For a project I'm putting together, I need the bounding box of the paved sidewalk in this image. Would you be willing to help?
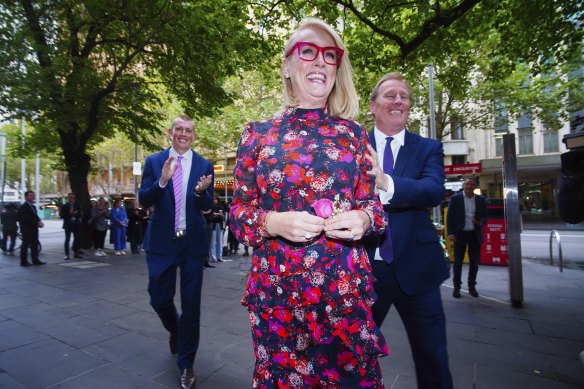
[0,221,583,388]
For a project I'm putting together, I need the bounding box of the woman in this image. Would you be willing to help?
[110,199,128,255]
[91,197,110,257]
[209,196,225,262]
[230,18,388,388]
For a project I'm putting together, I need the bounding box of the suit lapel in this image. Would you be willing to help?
[393,131,416,177]
[159,149,175,204]
[186,151,198,195]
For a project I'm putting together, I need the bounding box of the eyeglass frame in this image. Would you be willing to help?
[285,41,344,66]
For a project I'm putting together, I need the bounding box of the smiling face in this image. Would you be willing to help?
[369,79,411,136]
[283,27,338,109]
[168,118,195,154]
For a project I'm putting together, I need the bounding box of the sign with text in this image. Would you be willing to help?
[444,163,481,175]
[132,162,142,176]
[480,211,508,266]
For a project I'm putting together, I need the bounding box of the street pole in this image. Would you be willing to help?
[224,148,228,201]
[0,133,6,207]
[21,117,26,203]
[35,152,40,208]
[503,133,523,307]
[428,64,442,224]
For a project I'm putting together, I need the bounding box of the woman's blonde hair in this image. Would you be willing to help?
[281,18,358,119]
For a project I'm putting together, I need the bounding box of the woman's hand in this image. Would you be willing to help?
[269,211,325,242]
[365,144,389,192]
[324,210,370,241]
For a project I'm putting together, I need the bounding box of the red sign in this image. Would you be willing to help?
[480,217,508,266]
[444,163,481,175]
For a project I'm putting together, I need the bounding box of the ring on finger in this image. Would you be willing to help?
[348,230,355,241]
[304,232,312,240]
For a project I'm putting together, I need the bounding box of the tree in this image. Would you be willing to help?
[0,0,263,211]
[250,0,583,136]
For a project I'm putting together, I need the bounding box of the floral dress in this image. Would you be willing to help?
[230,108,389,388]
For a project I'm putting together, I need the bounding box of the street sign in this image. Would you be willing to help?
[444,163,481,175]
[132,162,142,175]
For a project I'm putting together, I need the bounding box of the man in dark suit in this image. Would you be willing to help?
[17,190,45,266]
[139,115,213,389]
[59,192,82,259]
[1,203,19,255]
[447,178,487,298]
[365,72,453,388]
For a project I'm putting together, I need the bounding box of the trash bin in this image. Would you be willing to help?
[480,198,508,266]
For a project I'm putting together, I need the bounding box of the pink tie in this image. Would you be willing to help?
[173,156,183,232]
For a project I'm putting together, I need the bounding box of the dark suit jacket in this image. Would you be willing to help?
[59,202,82,230]
[139,148,214,275]
[17,202,40,235]
[446,192,487,244]
[365,130,449,296]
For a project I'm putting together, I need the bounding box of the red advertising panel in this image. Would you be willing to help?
[444,163,481,176]
[480,202,508,266]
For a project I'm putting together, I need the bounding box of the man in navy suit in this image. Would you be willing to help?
[447,178,487,298]
[59,192,82,259]
[365,72,453,388]
[139,115,213,389]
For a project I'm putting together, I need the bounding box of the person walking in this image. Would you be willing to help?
[230,18,388,388]
[139,115,213,389]
[90,197,110,257]
[110,199,128,255]
[17,191,45,266]
[60,192,82,260]
[1,204,19,256]
[365,72,453,388]
[447,178,487,298]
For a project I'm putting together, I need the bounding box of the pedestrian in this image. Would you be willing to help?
[230,18,388,388]
[139,115,213,389]
[365,72,453,388]
[126,200,144,254]
[90,197,110,257]
[17,191,45,266]
[208,197,224,262]
[202,208,215,268]
[447,177,487,298]
[110,199,128,255]
[1,204,19,255]
[59,192,82,259]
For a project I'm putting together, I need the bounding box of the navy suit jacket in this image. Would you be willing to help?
[446,192,487,244]
[139,148,214,275]
[365,130,449,296]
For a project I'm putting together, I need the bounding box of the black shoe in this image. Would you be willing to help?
[64,256,70,260]
[469,286,479,297]
[179,368,196,389]
[204,263,215,268]
[74,254,83,259]
[452,288,461,298]
[32,260,46,265]
[20,261,32,267]
[169,332,179,355]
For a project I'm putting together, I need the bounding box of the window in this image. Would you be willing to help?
[451,117,464,140]
[495,137,503,157]
[494,102,508,133]
[451,155,466,165]
[518,127,533,154]
[543,131,559,153]
[517,111,533,155]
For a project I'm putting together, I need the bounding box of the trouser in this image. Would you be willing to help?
[1,229,17,252]
[21,230,39,263]
[147,238,203,369]
[371,260,453,389]
[93,229,107,249]
[452,230,481,287]
[64,226,79,256]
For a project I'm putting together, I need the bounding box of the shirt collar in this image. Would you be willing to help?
[373,127,406,147]
[169,148,192,161]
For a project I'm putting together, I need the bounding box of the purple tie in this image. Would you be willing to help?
[380,137,394,263]
[173,156,183,232]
